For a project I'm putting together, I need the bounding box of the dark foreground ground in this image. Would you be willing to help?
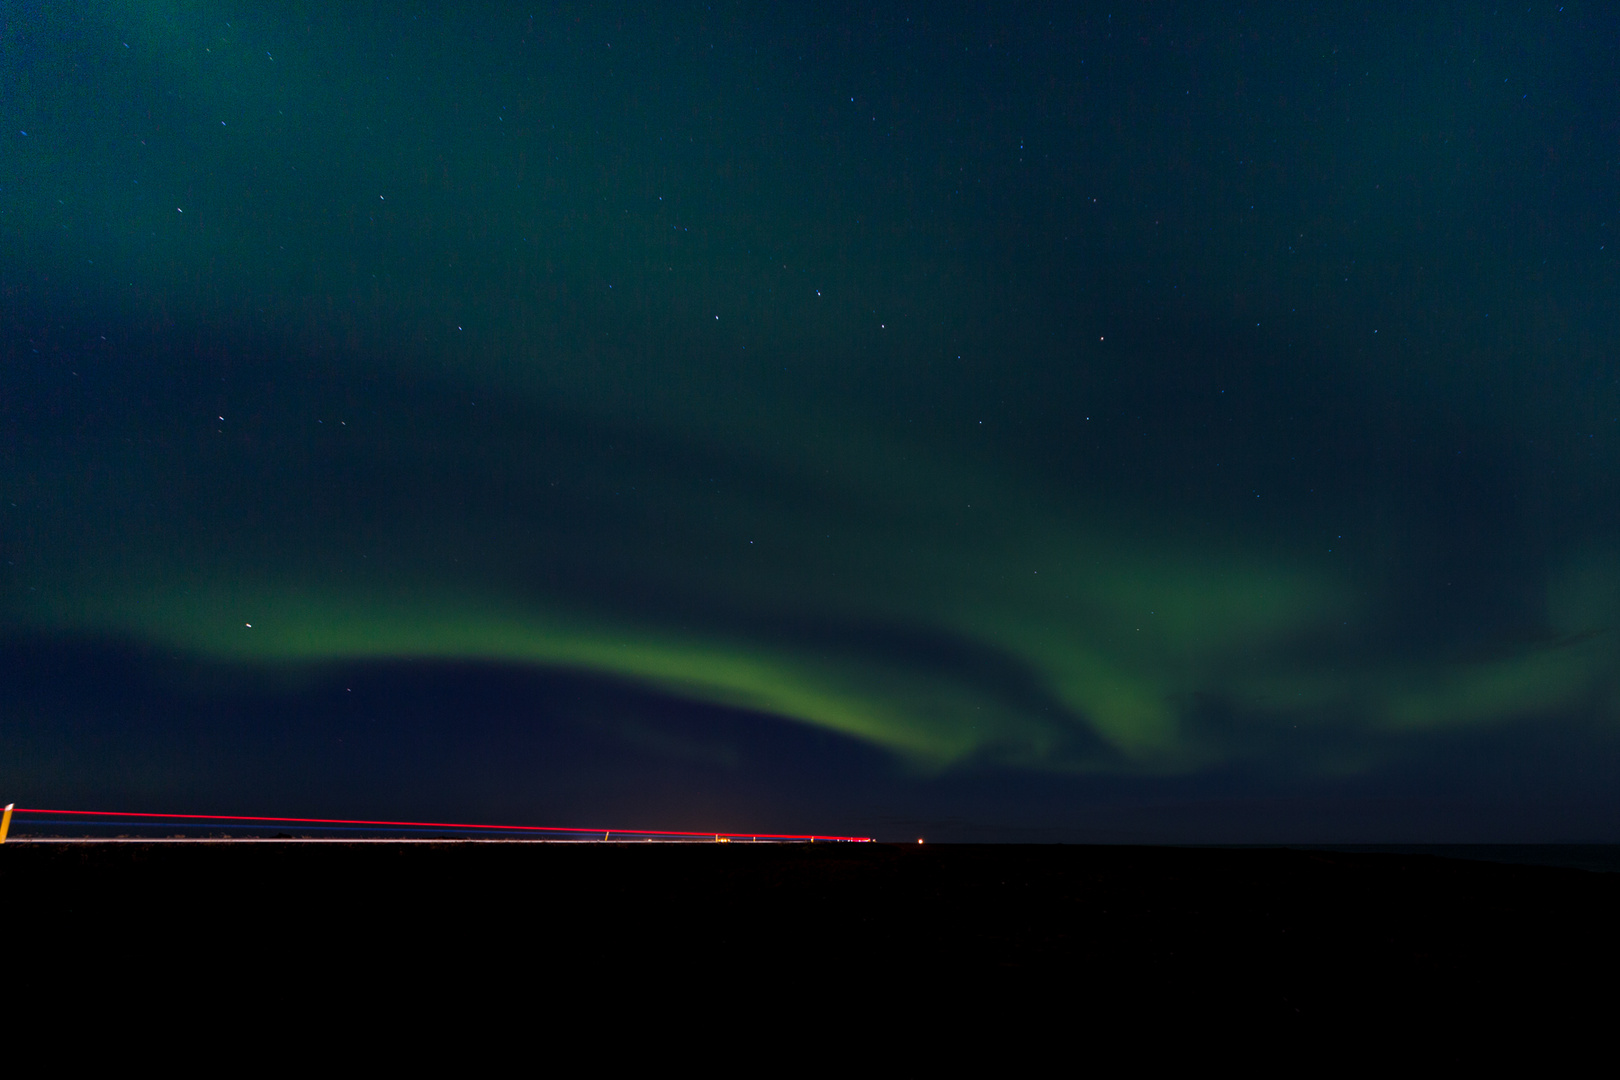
[5,842,1616,1037]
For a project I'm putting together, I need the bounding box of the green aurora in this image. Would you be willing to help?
[5,2,1620,779]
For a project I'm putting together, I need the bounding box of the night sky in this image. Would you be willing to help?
[5,2,1620,840]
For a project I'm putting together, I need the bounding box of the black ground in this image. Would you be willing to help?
[5,842,1615,1035]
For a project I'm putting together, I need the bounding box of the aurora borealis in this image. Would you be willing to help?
[5,3,1620,838]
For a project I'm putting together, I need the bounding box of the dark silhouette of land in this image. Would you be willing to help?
[5,842,1615,1030]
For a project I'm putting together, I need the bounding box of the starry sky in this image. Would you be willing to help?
[4,2,1620,840]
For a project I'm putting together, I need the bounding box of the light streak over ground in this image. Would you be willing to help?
[5,808,871,843]
[4,838,791,843]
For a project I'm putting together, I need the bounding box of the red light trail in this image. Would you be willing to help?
[5,807,872,843]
